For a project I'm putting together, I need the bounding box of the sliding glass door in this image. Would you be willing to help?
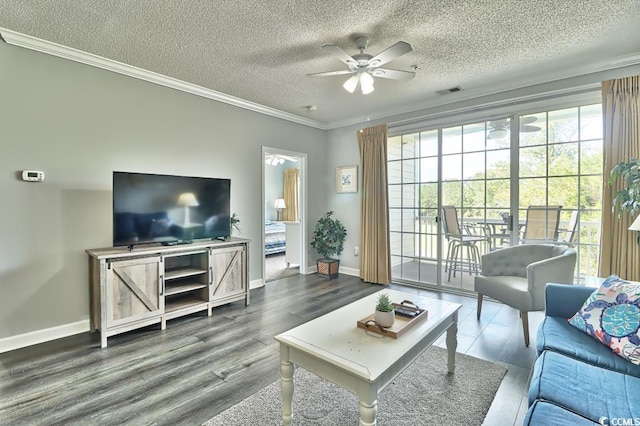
[389,130,440,286]
[441,120,512,291]
[389,103,603,291]
[517,105,603,282]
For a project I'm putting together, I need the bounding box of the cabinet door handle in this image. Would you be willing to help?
[209,267,213,285]
[159,275,164,295]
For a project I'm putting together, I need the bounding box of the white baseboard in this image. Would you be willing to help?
[0,320,90,354]
[250,278,264,289]
[303,264,360,277]
[339,266,360,277]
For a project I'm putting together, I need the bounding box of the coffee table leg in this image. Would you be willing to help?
[358,397,377,426]
[281,358,294,425]
[446,315,458,373]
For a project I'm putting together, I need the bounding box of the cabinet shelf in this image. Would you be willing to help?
[165,295,207,313]
[165,267,207,280]
[165,281,208,296]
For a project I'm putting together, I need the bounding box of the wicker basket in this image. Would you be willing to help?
[317,258,340,279]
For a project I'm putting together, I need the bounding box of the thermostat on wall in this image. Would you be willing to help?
[22,170,45,182]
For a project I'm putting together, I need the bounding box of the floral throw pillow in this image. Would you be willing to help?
[568,275,640,365]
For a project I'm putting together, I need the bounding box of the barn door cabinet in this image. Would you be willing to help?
[88,238,249,348]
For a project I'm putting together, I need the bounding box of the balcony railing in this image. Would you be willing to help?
[391,216,601,282]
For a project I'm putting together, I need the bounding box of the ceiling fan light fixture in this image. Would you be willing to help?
[360,72,374,95]
[343,74,359,93]
[489,129,508,139]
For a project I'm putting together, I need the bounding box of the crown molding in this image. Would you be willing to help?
[0,27,328,130]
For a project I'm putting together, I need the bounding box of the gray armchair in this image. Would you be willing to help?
[474,244,577,346]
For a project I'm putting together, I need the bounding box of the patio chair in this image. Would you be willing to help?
[521,205,562,244]
[556,210,579,247]
[441,206,488,281]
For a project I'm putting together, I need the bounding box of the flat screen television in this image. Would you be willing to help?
[113,171,231,247]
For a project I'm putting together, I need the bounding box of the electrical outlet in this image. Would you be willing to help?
[354,246,359,256]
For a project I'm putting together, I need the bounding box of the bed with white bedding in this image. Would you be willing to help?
[264,220,286,255]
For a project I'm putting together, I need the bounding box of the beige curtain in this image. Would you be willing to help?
[358,124,392,284]
[282,168,299,222]
[599,75,640,281]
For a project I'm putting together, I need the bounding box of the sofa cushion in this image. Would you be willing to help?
[537,316,640,377]
[524,400,599,425]
[529,350,640,422]
[568,275,640,365]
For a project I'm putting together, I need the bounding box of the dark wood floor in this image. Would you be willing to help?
[0,273,540,425]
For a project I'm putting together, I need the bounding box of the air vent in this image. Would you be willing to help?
[435,86,462,95]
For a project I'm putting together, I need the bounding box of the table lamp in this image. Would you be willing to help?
[629,216,640,231]
[274,198,286,221]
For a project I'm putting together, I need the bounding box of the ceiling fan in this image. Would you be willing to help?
[307,36,415,95]
[486,116,541,139]
[265,153,298,166]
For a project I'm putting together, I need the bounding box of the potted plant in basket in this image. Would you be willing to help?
[310,211,347,279]
[375,293,395,328]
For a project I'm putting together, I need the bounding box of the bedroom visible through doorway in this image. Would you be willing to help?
[262,148,307,284]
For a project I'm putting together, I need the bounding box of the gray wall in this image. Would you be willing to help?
[0,42,326,339]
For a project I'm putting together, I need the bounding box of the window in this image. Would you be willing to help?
[388,103,603,290]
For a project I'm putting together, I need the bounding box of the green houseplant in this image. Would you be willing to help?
[374,293,395,328]
[609,157,640,216]
[310,211,347,279]
[230,212,241,235]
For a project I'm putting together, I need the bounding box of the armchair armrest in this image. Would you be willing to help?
[544,283,595,318]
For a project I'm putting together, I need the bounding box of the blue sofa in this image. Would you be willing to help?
[525,284,640,425]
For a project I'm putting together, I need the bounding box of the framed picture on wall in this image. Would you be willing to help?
[336,166,358,193]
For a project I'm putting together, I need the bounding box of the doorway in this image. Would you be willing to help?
[262,147,307,285]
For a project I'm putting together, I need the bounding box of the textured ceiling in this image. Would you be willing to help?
[1,0,640,128]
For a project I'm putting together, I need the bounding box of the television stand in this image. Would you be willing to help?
[87,238,249,348]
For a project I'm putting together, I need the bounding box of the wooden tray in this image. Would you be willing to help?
[356,301,428,339]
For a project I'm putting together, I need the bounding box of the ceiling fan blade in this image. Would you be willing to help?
[368,41,412,67]
[307,69,356,78]
[322,45,357,67]
[371,68,415,81]
[521,116,538,125]
[520,125,542,133]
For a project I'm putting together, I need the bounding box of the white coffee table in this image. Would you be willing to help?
[274,289,462,425]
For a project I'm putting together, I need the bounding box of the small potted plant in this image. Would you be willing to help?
[374,293,395,328]
[310,211,347,279]
[230,212,241,236]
